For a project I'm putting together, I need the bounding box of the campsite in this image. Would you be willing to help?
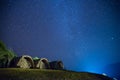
[0,41,114,80]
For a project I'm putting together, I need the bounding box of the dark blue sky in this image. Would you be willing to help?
[0,0,120,78]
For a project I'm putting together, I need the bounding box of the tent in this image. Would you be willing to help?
[50,61,64,70]
[9,55,34,68]
[34,58,50,69]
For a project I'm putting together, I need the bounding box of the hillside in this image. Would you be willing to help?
[0,68,113,80]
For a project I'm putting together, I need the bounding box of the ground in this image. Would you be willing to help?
[0,68,113,80]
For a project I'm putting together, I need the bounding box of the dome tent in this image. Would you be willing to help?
[10,55,34,68]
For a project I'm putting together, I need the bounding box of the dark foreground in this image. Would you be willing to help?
[0,68,113,80]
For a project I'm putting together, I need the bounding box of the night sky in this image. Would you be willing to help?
[0,0,120,78]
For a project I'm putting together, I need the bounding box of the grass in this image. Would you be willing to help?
[0,68,113,80]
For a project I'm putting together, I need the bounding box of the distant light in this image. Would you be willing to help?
[102,73,107,76]
[113,78,117,80]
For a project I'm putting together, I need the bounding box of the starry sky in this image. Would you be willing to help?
[0,0,120,78]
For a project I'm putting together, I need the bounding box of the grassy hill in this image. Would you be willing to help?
[0,68,113,80]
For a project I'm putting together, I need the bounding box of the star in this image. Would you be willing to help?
[111,37,115,40]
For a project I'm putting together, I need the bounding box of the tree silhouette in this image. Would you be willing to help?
[0,41,16,67]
